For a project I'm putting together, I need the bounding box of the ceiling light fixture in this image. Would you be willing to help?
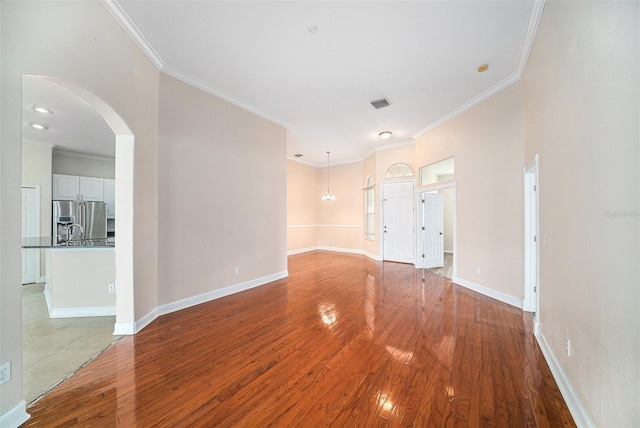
[33,106,53,114]
[379,131,392,140]
[477,64,489,73]
[322,151,336,201]
[30,123,49,130]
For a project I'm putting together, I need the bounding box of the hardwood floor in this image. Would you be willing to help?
[23,251,574,427]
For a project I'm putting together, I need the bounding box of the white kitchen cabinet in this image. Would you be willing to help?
[79,176,104,201]
[52,174,105,201]
[52,174,80,200]
[104,179,116,218]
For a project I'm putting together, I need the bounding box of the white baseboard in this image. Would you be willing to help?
[49,306,116,318]
[362,250,382,261]
[115,271,289,335]
[452,275,522,309]
[288,246,382,261]
[287,246,317,256]
[158,270,289,317]
[536,327,594,427]
[0,400,30,428]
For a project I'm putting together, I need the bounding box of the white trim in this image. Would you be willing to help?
[116,271,289,335]
[22,139,55,149]
[286,156,318,168]
[161,66,290,129]
[444,250,453,254]
[287,246,318,256]
[21,185,41,283]
[536,328,594,427]
[0,400,30,428]
[99,0,165,69]
[516,1,546,77]
[38,275,46,283]
[288,224,363,229]
[53,150,115,162]
[523,154,540,315]
[48,305,116,318]
[158,270,289,317]
[452,275,522,309]
[287,246,382,261]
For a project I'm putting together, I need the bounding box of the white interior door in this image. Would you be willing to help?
[422,192,444,269]
[382,181,414,263]
[22,186,40,284]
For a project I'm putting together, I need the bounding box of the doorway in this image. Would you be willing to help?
[417,183,456,279]
[382,180,415,263]
[523,155,540,323]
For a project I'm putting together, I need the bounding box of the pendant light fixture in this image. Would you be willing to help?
[322,151,336,201]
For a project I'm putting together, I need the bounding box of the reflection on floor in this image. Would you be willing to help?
[427,252,453,279]
[22,283,121,405]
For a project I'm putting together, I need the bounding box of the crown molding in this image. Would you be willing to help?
[161,65,290,129]
[54,150,115,162]
[100,0,165,69]
[374,140,415,152]
[287,155,363,169]
[287,156,318,168]
[413,0,546,140]
[23,139,55,149]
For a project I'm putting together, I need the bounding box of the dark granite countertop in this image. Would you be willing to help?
[22,236,115,249]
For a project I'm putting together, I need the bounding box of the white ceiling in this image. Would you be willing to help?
[23,1,541,166]
[22,75,115,158]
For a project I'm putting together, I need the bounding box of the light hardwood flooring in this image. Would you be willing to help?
[22,282,120,404]
[24,252,574,426]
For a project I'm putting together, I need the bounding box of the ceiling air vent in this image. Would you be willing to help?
[370,98,391,109]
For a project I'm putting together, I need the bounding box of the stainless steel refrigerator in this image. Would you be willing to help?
[52,200,107,244]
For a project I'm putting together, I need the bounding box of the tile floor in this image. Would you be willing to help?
[426,252,453,279]
[22,283,121,405]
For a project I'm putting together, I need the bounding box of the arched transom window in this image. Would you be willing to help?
[384,163,414,179]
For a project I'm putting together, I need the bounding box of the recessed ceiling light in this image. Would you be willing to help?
[30,123,48,130]
[477,64,489,73]
[33,106,53,114]
[379,131,392,140]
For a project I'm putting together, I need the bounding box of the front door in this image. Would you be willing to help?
[421,192,444,269]
[22,186,39,284]
[382,181,414,263]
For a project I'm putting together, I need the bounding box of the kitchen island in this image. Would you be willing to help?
[22,237,115,318]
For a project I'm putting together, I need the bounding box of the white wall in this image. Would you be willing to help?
[157,73,288,304]
[22,141,53,276]
[415,82,525,302]
[522,2,639,426]
[2,1,159,417]
[52,152,115,179]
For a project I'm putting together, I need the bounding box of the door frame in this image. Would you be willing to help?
[416,180,456,277]
[523,155,540,328]
[380,179,416,263]
[21,185,41,283]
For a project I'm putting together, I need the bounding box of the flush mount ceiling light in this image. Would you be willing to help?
[30,123,49,130]
[294,153,303,157]
[321,151,336,201]
[32,106,54,114]
[477,64,489,73]
[379,131,392,140]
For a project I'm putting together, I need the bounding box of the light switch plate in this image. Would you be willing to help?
[0,362,10,385]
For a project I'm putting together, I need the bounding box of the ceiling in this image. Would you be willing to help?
[23,1,541,166]
[22,75,115,158]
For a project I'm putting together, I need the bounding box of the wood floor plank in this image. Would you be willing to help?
[22,251,575,427]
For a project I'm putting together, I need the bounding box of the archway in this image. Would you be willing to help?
[30,75,135,330]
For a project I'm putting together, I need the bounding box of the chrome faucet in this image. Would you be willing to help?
[66,223,85,242]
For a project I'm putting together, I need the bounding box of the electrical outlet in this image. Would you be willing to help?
[565,336,571,357]
[475,267,480,275]
[234,267,239,275]
[0,362,10,385]
[108,283,115,293]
